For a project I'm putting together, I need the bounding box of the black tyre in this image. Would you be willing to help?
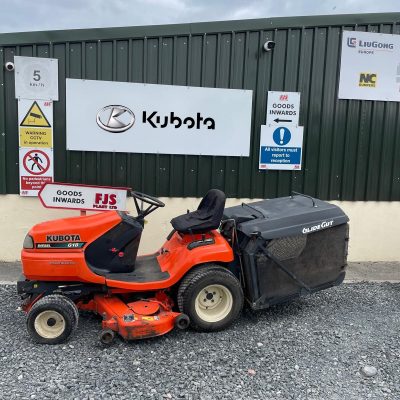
[174,313,190,330]
[99,328,115,345]
[26,294,77,344]
[177,264,243,332]
[62,296,80,332]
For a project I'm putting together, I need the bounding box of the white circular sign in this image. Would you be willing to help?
[15,56,59,101]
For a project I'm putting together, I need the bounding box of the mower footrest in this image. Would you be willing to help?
[105,254,170,283]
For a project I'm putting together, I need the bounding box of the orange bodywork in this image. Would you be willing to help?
[78,292,180,340]
[105,230,233,290]
[21,211,234,291]
[21,212,121,284]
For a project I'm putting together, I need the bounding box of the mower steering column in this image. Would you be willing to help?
[131,191,165,221]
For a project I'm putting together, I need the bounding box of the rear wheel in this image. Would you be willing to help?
[177,265,243,332]
[26,294,77,344]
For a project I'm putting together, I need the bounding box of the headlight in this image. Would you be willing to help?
[23,234,34,249]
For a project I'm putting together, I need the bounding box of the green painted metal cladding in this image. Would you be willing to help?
[0,13,399,200]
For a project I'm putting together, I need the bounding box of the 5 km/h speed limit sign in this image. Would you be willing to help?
[14,56,59,101]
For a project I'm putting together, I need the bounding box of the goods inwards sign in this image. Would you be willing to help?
[39,183,128,211]
[266,91,300,125]
[259,125,304,170]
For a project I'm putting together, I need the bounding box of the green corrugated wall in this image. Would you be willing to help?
[0,13,400,200]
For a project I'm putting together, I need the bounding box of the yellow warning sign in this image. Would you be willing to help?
[20,101,51,127]
[19,127,52,148]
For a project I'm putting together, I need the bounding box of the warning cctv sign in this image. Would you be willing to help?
[20,101,51,127]
[18,99,53,148]
[19,127,53,147]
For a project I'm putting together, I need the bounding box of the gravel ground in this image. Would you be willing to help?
[0,283,399,400]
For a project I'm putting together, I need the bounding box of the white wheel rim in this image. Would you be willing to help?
[34,310,66,339]
[195,284,233,323]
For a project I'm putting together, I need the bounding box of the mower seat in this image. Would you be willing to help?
[170,189,226,234]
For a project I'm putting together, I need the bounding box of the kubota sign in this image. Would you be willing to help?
[39,183,129,211]
[66,79,253,156]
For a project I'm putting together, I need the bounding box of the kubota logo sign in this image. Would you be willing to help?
[96,105,135,133]
[97,106,216,133]
[143,111,215,129]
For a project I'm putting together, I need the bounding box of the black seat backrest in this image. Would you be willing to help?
[170,189,226,234]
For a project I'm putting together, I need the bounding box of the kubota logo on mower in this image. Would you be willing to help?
[46,234,81,242]
[96,105,135,133]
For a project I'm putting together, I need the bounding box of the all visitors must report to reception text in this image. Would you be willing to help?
[260,146,301,164]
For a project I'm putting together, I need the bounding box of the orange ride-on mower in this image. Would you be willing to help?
[17,189,349,345]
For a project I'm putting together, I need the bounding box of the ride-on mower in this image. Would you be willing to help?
[17,189,349,345]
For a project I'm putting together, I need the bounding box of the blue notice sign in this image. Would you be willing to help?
[259,125,304,170]
[272,127,291,146]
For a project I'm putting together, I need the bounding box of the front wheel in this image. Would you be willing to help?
[177,265,243,332]
[26,294,78,344]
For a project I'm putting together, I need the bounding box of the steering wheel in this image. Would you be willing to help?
[131,191,165,207]
[130,191,165,219]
